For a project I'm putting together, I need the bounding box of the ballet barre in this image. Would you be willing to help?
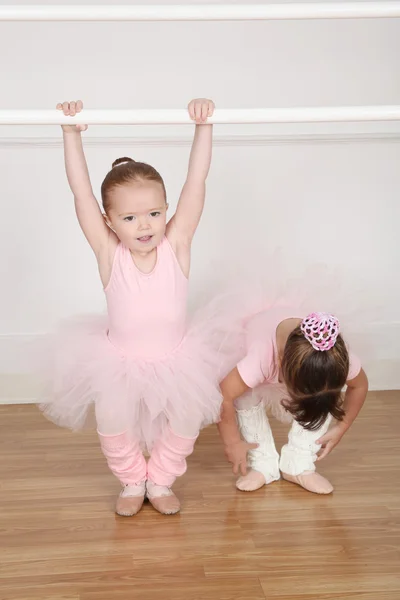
[1,3,400,22]
[1,106,400,126]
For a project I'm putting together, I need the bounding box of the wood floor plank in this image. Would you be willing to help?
[260,572,400,598]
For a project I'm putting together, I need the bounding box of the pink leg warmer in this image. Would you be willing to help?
[98,431,146,486]
[147,427,197,487]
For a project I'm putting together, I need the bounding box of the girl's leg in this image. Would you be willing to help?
[96,401,147,516]
[146,417,199,515]
[279,416,334,494]
[235,392,280,491]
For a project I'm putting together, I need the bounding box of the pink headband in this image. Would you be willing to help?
[301,312,340,351]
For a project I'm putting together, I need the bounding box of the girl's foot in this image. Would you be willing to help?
[236,469,267,491]
[115,482,146,516]
[236,468,280,491]
[146,480,180,515]
[281,471,334,494]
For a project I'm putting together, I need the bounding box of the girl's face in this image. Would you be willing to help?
[105,180,168,253]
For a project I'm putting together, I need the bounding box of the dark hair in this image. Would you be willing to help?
[280,326,349,431]
[100,157,166,213]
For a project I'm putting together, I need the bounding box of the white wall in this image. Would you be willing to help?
[0,0,399,394]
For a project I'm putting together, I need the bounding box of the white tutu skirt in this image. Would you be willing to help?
[37,296,246,450]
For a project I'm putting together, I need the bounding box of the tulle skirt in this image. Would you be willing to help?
[37,295,247,450]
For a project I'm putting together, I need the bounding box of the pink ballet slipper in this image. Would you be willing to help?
[146,480,181,515]
[281,470,334,494]
[236,469,268,492]
[116,483,146,516]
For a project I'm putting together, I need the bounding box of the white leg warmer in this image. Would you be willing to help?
[279,415,332,476]
[236,401,280,483]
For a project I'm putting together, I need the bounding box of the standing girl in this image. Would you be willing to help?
[40,98,239,516]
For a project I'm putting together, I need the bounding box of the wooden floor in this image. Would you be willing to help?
[0,391,399,600]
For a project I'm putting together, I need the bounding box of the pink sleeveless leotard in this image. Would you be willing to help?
[105,236,188,360]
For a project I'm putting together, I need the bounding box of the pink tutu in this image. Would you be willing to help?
[37,295,246,450]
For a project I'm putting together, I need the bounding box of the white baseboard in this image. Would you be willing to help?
[0,371,40,405]
[0,397,36,405]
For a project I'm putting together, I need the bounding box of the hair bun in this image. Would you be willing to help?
[112,157,135,169]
